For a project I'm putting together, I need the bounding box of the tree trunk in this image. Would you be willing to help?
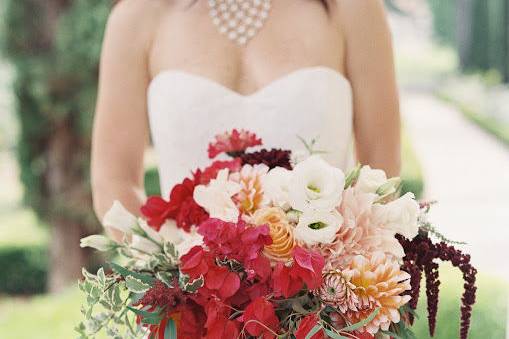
[456,0,474,70]
[46,122,92,293]
[48,220,90,293]
[503,0,509,82]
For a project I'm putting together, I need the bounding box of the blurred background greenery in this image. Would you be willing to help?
[0,0,508,338]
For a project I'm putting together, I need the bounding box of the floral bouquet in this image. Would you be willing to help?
[77,130,477,339]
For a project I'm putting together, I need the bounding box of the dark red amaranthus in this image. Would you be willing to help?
[239,148,293,170]
[397,233,477,339]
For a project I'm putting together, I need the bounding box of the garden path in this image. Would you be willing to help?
[402,89,509,282]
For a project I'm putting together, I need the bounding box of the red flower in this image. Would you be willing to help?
[141,176,208,232]
[178,301,207,339]
[198,218,272,270]
[199,159,242,185]
[272,247,325,298]
[140,196,172,231]
[291,246,325,290]
[272,263,304,298]
[180,246,210,279]
[206,317,239,339]
[295,314,325,339]
[205,265,241,299]
[243,297,279,339]
[208,129,262,159]
[204,299,240,339]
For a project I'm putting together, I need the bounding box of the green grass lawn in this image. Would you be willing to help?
[0,267,505,339]
[412,265,507,339]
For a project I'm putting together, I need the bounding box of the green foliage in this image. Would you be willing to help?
[0,0,112,227]
[77,267,144,339]
[428,0,457,45]
[428,0,509,82]
[145,167,162,196]
[78,236,181,338]
[0,245,47,294]
[401,130,424,199]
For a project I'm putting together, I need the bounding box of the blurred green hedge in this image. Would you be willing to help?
[0,246,47,294]
[144,168,161,197]
[429,0,509,82]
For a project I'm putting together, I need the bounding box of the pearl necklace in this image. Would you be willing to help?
[208,0,272,46]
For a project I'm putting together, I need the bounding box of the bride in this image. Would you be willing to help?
[91,0,400,241]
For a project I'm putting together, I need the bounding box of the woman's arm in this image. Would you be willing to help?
[339,0,401,177]
[91,0,161,240]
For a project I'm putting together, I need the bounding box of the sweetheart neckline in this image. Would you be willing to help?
[148,66,351,99]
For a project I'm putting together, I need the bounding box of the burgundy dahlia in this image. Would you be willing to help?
[239,148,293,170]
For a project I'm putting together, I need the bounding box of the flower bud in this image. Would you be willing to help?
[80,235,117,252]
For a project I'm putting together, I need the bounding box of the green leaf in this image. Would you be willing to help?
[125,276,151,294]
[323,328,349,339]
[127,306,163,325]
[344,163,362,188]
[381,330,403,339]
[164,242,178,259]
[156,271,174,287]
[340,307,380,332]
[97,267,106,284]
[164,319,177,339]
[82,268,98,282]
[183,276,204,293]
[110,262,155,285]
[305,324,323,339]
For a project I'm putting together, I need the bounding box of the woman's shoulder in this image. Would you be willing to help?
[332,0,390,42]
[334,0,386,15]
[333,0,388,30]
[104,0,168,52]
[110,0,168,23]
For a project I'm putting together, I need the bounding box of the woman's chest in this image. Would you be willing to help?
[148,0,345,96]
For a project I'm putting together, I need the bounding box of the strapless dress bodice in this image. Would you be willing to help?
[147,66,354,196]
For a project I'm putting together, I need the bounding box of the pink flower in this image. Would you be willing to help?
[199,159,242,185]
[198,218,272,268]
[291,246,325,290]
[319,187,406,266]
[208,129,262,159]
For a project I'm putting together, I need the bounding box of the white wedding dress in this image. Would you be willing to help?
[147,66,354,196]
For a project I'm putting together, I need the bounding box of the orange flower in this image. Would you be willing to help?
[230,164,269,215]
[345,252,411,334]
[252,207,296,261]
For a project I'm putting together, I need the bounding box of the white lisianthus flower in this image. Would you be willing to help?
[193,169,241,222]
[131,235,161,255]
[102,201,138,234]
[373,192,420,239]
[80,235,117,252]
[356,166,388,194]
[262,167,293,210]
[288,155,345,212]
[294,209,343,246]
